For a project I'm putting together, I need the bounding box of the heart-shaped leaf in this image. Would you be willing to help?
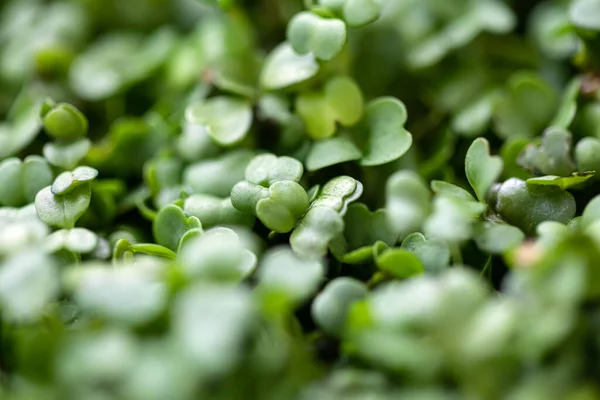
[495,178,576,235]
[260,42,319,91]
[0,156,53,207]
[256,181,310,233]
[43,138,91,170]
[51,166,99,195]
[287,12,347,61]
[359,97,413,166]
[296,76,364,140]
[153,204,202,251]
[186,96,252,146]
[35,183,92,229]
[465,138,504,202]
[401,233,450,274]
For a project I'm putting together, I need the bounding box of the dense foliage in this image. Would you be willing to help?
[2,0,600,398]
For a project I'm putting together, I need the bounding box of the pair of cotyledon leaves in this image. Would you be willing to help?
[287,1,380,60]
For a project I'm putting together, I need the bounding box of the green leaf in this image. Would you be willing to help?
[424,195,485,243]
[465,138,504,202]
[153,204,202,251]
[473,222,525,254]
[551,78,581,128]
[581,195,600,228]
[51,166,99,195]
[311,277,368,336]
[42,103,88,141]
[257,246,325,306]
[129,243,177,260]
[386,171,431,237]
[0,156,53,207]
[430,180,476,202]
[186,96,252,146]
[495,178,576,235]
[69,29,176,100]
[341,245,380,264]
[451,92,495,137]
[359,97,413,166]
[0,252,58,321]
[518,126,576,177]
[296,92,337,140]
[305,136,362,171]
[260,42,319,90]
[245,153,304,186]
[0,89,42,159]
[178,227,257,282]
[526,172,595,190]
[493,72,558,139]
[184,195,255,229]
[171,284,255,374]
[43,138,91,170]
[576,137,600,176]
[66,263,167,324]
[324,76,364,126]
[344,203,399,250]
[310,175,363,215]
[343,0,380,28]
[401,233,450,274]
[375,248,424,279]
[35,183,92,229]
[45,228,98,254]
[287,12,347,61]
[290,206,344,258]
[536,221,570,248]
[296,76,364,141]
[500,137,532,180]
[256,181,310,233]
[0,205,49,256]
[570,0,600,31]
[177,123,220,162]
[184,150,255,198]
